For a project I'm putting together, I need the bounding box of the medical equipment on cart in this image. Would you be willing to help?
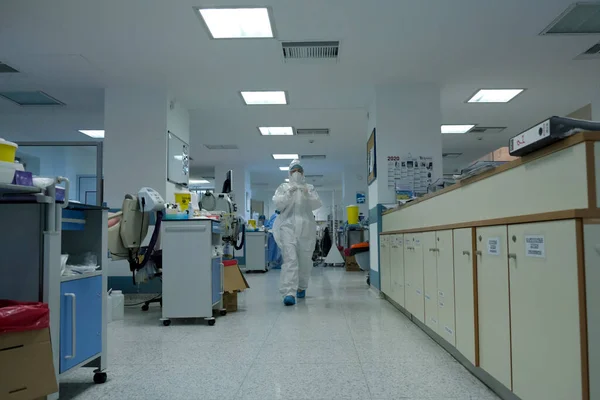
[108,187,165,310]
[200,191,245,251]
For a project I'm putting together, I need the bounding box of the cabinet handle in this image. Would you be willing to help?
[462,250,470,256]
[476,250,482,256]
[64,293,77,360]
[508,253,517,260]
[428,248,436,252]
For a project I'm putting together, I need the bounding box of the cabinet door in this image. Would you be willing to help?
[477,226,511,390]
[380,235,391,296]
[410,233,425,323]
[453,228,477,365]
[436,230,455,346]
[60,276,102,373]
[423,231,439,332]
[390,235,405,307]
[404,234,415,313]
[509,220,582,400]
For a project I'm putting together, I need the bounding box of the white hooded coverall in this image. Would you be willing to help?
[272,163,322,298]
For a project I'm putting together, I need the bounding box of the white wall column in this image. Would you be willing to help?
[367,84,443,289]
[104,88,189,209]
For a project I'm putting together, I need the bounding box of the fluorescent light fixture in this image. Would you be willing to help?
[189,179,210,184]
[285,178,290,182]
[79,130,105,138]
[196,7,274,39]
[272,154,298,160]
[441,125,475,134]
[468,89,524,103]
[241,91,287,105]
[279,166,290,171]
[259,127,294,136]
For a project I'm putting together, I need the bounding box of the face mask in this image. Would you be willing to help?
[290,172,303,183]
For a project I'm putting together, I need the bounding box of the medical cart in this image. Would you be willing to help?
[0,183,109,399]
[245,231,268,272]
[160,218,225,326]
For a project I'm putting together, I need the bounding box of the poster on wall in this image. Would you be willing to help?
[386,154,434,200]
[367,128,377,185]
[356,192,366,204]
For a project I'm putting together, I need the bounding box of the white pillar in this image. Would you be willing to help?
[104,88,189,208]
[367,84,443,289]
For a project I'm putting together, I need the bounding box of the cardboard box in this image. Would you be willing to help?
[345,255,361,272]
[223,262,250,312]
[0,328,58,400]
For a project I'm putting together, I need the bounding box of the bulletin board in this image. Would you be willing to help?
[367,128,377,185]
[167,131,189,186]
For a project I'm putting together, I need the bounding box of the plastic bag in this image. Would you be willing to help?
[0,300,50,334]
[62,252,99,276]
[61,254,69,276]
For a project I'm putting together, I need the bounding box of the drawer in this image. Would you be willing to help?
[60,276,102,373]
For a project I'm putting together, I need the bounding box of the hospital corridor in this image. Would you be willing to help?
[59,268,498,400]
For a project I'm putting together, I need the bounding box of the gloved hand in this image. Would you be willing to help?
[288,186,298,194]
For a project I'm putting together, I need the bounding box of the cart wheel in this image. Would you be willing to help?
[219,309,227,316]
[141,304,149,311]
[93,372,107,384]
[366,277,370,286]
[162,319,171,327]
[208,319,216,326]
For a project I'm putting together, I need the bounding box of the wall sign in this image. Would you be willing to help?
[525,235,545,258]
[487,237,500,256]
[356,191,366,204]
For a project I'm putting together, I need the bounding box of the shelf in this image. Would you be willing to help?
[0,183,42,195]
[61,270,102,282]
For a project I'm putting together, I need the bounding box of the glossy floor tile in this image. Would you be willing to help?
[59,267,500,400]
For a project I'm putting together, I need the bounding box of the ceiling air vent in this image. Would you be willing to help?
[295,128,330,136]
[0,91,64,106]
[469,127,506,134]
[300,154,326,160]
[541,3,600,35]
[282,41,340,63]
[204,144,239,150]
[443,153,462,159]
[0,62,18,73]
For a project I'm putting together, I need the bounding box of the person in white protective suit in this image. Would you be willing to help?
[272,159,322,306]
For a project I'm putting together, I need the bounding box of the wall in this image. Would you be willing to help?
[104,87,169,208]
[343,165,368,220]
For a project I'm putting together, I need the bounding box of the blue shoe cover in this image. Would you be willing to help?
[297,290,306,299]
[283,296,296,306]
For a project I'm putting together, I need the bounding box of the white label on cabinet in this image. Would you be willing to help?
[525,235,545,258]
[487,237,500,256]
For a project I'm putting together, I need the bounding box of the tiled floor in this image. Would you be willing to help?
[59,267,500,400]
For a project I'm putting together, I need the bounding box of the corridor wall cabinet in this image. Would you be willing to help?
[379,132,600,400]
[389,235,405,307]
[476,226,511,390]
[453,228,477,365]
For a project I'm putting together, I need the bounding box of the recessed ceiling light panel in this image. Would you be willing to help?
[279,166,290,171]
[272,154,298,159]
[241,91,287,105]
[189,179,210,184]
[467,89,524,103]
[441,125,475,134]
[79,130,105,138]
[195,7,274,39]
[259,127,294,136]
[0,91,64,106]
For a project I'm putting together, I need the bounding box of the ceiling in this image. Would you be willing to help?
[1,0,600,184]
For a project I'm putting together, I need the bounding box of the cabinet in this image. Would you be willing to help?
[476,226,512,390]
[423,231,438,331]
[60,276,102,373]
[380,235,392,296]
[389,235,405,307]
[436,230,455,345]
[453,228,477,365]
[404,233,425,322]
[508,220,582,400]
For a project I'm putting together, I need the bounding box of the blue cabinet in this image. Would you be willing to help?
[211,258,222,305]
[60,276,102,373]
